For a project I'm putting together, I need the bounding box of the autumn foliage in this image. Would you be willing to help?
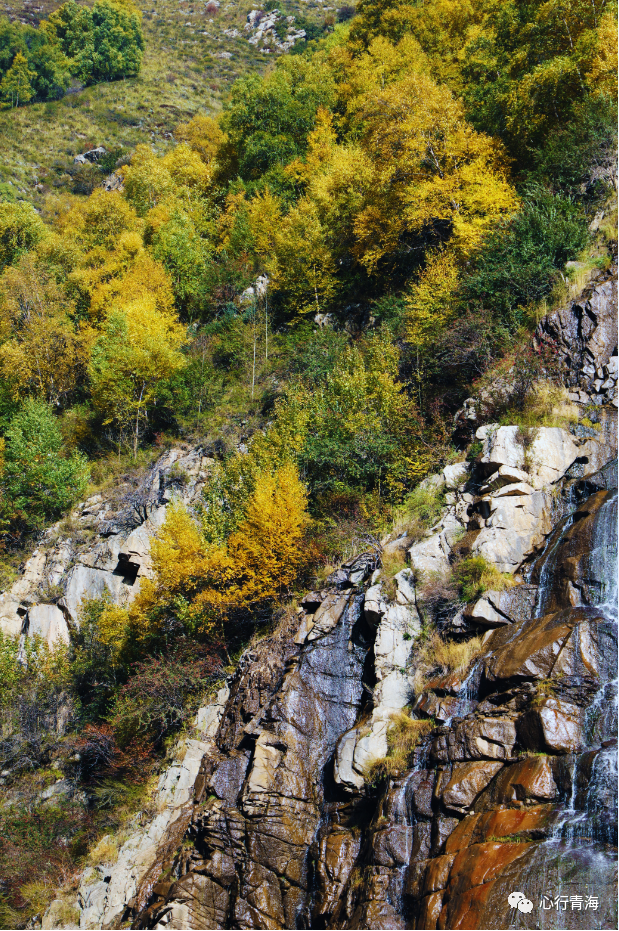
[96,462,310,660]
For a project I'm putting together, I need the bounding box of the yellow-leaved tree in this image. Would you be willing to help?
[229,462,310,604]
[342,36,518,271]
[97,464,309,660]
[89,297,186,456]
[0,254,94,405]
[405,250,460,351]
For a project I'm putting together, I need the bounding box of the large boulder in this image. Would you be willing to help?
[471,487,553,572]
[477,425,579,489]
[0,597,23,637]
[63,564,128,625]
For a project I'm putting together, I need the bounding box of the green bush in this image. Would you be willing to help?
[0,201,45,272]
[526,96,618,204]
[462,188,589,324]
[1,399,89,535]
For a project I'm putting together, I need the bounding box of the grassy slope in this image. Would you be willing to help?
[0,0,330,202]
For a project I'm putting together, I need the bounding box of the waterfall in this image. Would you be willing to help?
[523,488,618,930]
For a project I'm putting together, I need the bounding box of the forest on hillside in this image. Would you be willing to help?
[0,1,617,924]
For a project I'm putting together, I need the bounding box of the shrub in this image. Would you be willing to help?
[0,802,91,924]
[0,399,89,536]
[453,555,514,603]
[0,201,45,271]
[462,189,589,326]
[392,480,445,540]
[108,643,221,749]
[0,631,73,771]
[365,712,433,782]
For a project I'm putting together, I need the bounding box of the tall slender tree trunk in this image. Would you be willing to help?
[134,384,145,459]
[251,301,257,399]
[265,286,268,362]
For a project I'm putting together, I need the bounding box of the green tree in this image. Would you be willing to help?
[0,16,27,76]
[89,299,186,456]
[1,399,89,533]
[26,28,72,100]
[0,51,35,108]
[0,201,46,272]
[221,55,336,183]
[48,0,144,85]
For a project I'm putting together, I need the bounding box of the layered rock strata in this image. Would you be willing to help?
[32,272,619,930]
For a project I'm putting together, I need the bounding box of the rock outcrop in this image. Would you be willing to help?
[455,268,618,437]
[113,452,614,931]
[1,446,214,644]
[33,272,619,931]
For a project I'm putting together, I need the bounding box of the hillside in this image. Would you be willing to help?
[0,1,617,928]
[0,0,334,201]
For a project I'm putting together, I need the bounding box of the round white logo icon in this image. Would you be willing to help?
[508,892,534,913]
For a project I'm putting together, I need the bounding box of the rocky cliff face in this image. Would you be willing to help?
[34,272,618,931]
[0,446,215,647]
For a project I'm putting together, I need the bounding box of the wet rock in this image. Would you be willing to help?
[438,761,503,813]
[373,825,413,867]
[431,716,517,763]
[519,697,583,753]
[406,770,436,820]
[306,592,349,641]
[475,755,558,808]
[206,750,251,805]
[532,489,616,611]
[431,817,461,856]
[438,841,531,930]
[406,859,429,898]
[483,609,578,682]
[423,852,456,893]
[314,828,361,919]
[445,804,553,853]
[417,890,443,930]
[415,691,463,723]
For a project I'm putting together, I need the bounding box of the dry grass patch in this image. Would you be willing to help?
[88,834,120,867]
[454,555,515,603]
[365,713,433,782]
[510,382,579,430]
[413,632,485,695]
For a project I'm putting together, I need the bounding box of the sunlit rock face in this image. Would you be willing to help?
[117,458,615,931]
[40,278,617,931]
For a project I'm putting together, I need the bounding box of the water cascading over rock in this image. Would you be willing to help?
[39,273,617,931]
